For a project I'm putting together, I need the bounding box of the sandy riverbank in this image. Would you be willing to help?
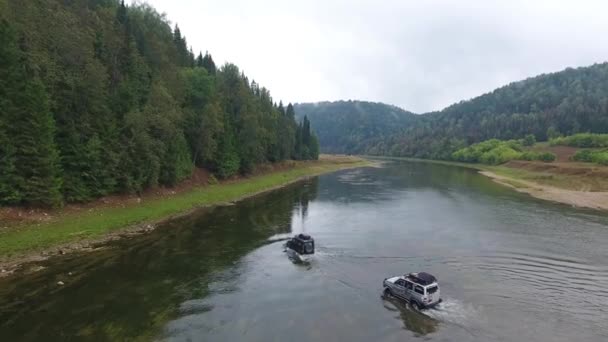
[479,170,608,211]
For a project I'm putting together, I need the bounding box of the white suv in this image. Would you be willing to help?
[383,272,442,310]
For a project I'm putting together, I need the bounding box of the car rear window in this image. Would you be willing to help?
[414,285,424,294]
[426,286,438,294]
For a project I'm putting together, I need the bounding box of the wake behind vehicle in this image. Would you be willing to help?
[284,233,315,263]
[383,272,442,310]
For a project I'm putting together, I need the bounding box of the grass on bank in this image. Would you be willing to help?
[0,156,370,259]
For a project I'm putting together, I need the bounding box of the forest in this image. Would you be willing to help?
[0,0,318,208]
[296,63,608,160]
[294,101,415,154]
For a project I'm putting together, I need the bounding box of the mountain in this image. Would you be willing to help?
[296,63,608,159]
[0,0,317,207]
[294,101,416,153]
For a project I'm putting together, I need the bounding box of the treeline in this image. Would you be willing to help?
[297,63,608,159]
[0,0,317,207]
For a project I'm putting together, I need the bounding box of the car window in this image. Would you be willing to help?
[414,285,424,294]
[426,286,438,294]
[395,279,405,287]
[405,281,413,290]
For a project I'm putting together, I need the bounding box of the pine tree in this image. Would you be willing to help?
[0,20,21,204]
[309,133,320,159]
[196,52,204,68]
[172,25,189,66]
[1,20,62,207]
[160,132,193,186]
[215,128,240,178]
[201,51,216,75]
[116,0,127,25]
[14,75,63,207]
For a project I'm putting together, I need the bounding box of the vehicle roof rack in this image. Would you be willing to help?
[406,272,437,286]
[296,233,312,240]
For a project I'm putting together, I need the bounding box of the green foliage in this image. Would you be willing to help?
[520,151,556,162]
[547,127,561,140]
[550,133,608,148]
[160,132,193,185]
[292,115,318,160]
[523,134,536,146]
[572,149,608,165]
[200,51,216,75]
[0,19,62,207]
[452,139,555,165]
[479,146,521,165]
[0,1,319,207]
[215,130,240,179]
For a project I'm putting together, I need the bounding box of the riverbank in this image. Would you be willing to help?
[368,155,608,211]
[478,170,608,210]
[0,155,371,275]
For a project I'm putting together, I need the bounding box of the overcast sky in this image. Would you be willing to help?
[131,0,608,113]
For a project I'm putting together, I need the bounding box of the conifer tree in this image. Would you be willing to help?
[196,52,204,68]
[0,20,62,206]
[201,51,216,75]
[0,20,21,204]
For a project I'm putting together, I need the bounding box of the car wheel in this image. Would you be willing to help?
[411,301,421,311]
[384,288,393,298]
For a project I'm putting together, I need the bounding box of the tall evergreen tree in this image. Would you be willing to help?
[201,51,216,75]
[0,20,20,204]
[196,52,204,68]
[116,0,127,25]
[0,20,62,207]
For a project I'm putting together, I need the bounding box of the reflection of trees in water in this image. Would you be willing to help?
[296,177,319,221]
[381,296,438,336]
[0,179,320,341]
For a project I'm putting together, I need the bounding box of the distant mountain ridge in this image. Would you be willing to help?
[295,63,608,158]
[294,100,416,153]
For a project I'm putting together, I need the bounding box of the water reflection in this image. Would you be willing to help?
[0,179,318,341]
[381,294,438,336]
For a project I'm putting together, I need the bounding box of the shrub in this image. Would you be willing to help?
[572,149,608,165]
[538,152,556,162]
[572,150,594,162]
[550,133,608,148]
[479,146,521,165]
[519,151,556,162]
[523,134,536,146]
[453,138,556,165]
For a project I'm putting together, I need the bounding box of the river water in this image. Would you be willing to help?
[1,160,608,341]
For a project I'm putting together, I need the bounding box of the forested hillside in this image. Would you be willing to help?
[0,0,318,208]
[294,101,415,153]
[297,63,608,159]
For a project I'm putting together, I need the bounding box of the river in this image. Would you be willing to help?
[1,160,607,341]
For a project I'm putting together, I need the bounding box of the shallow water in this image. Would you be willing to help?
[1,161,607,341]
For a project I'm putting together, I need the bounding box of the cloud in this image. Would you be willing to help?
[131,0,608,112]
